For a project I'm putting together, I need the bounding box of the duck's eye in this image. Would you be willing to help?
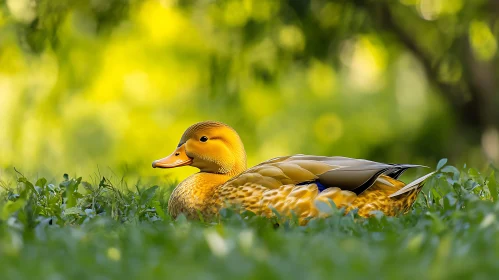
[200,136,208,142]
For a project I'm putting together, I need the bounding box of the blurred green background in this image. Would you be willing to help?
[0,0,498,182]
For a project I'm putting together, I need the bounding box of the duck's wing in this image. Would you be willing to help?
[224,155,424,195]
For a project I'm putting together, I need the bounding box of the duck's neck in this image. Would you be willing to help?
[167,171,238,219]
[168,145,247,219]
[226,144,247,177]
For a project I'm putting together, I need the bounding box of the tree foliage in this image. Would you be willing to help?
[0,0,498,178]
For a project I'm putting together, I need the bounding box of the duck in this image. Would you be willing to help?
[152,121,434,224]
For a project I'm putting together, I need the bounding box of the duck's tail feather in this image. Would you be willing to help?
[388,172,435,198]
[385,164,428,179]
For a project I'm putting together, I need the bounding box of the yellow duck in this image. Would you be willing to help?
[153,121,434,224]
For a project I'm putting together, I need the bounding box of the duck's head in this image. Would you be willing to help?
[152,121,247,175]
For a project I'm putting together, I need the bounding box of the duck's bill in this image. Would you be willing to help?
[152,145,193,168]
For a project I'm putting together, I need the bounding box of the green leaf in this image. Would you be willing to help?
[441,166,460,181]
[1,199,26,220]
[314,199,337,215]
[64,207,85,216]
[152,201,166,220]
[468,168,480,179]
[430,187,442,203]
[436,158,447,171]
[140,185,158,205]
[61,177,82,208]
[443,193,457,209]
[81,181,94,193]
[487,171,498,202]
[35,178,47,188]
[18,177,36,192]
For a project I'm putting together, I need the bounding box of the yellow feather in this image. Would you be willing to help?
[154,121,434,224]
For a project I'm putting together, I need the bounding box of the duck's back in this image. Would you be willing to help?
[204,155,431,223]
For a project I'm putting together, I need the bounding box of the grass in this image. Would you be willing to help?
[0,160,498,280]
